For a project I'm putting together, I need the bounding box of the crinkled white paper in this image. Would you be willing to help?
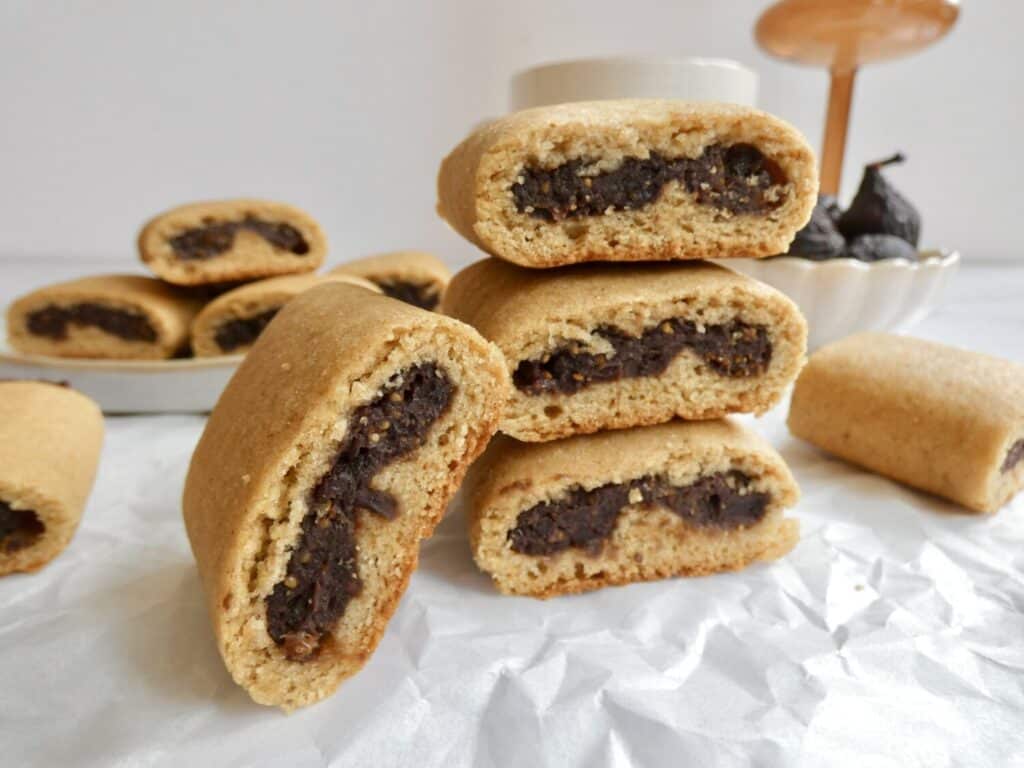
[3,407,1023,767]
[3,265,1024,767]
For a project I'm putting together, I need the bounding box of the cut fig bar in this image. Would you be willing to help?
[182,283,509,710]
[437,99,818,268]
[329,251,452,311]
[189,273,380,357]
[466,419,800,598]
[442,258,807,442]
[138,199,327,286]
[6,275,202,359]
[0,381,103,577]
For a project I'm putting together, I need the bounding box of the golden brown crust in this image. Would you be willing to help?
[465,420,799,597]
[189,273,380,357]
[788,332,1024,513]
[6,274,202,360]
[182,283,509,710]
[138,199,327,286]
[442,258,807,441]
[0,382,104,576]
[437,99,817,267]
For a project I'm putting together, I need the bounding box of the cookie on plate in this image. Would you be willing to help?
[183,283,509,710]
[138,199,327,286]
[329,251,451,311]
[442,258,807,442]
[467,419,799,598]
[0,381,104,576]
[190,273,380,357]
[437,100,817,268]
[789,332,1024,513]
[7,275,202,359]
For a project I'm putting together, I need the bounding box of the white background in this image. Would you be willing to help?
[0,0,1020,265]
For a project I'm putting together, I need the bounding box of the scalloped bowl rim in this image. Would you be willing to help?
[751,249,960,273]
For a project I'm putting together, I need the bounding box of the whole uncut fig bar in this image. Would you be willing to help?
[442,258,807,442]
[789,333,1024,513]
[183,283,509,710]
[190,273,380,357]
[7,275,201,359]
[139,199,327,286]
[467,419,799,598]
[437,100,817,267]
[329,251,451,311]
[0,381,103,576]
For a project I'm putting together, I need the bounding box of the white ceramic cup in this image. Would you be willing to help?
[509,57,758,111]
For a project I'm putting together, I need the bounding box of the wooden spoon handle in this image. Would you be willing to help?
[820,67,857,196]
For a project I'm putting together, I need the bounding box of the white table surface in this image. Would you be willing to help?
[1,258,1023,768]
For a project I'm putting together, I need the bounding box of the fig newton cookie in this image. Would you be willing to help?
[329,251,451,311]
[442,258,807,442]
[7,275,202,359]
[139,199,327,286]
[467,420,799,598]
[190,273,380,357]
[0,381,104,576]
[437,99,817,267]
[789,333,1024,513]
[183,283,509,710]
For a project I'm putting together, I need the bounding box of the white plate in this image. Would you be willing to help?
[0,318,240,413]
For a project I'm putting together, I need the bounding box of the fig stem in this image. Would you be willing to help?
[869,152,906,170]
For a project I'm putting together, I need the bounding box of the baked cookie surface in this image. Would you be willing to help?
[7,275,202,359]
[329,251,451,311]
[0,381,104,576]
[190,273,380,357]
[437,100,817,267]
[182,283,509,710]
[466,419,799,598]
[442,258,807,442]
[789,332,1024,513]
[138,199,327,285]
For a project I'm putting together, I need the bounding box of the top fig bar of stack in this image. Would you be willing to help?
[437,100,817,268]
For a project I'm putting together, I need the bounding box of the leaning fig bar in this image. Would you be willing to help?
[442,258,807,442]
[7,275,202,359]
[437,100,817,267]
[466,419,799,598]
[789,333,1024,514]
[0,381,104,576]
[138,199,327,286]
[182,283,509,710]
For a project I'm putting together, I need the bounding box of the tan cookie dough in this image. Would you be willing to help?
[467,419,799,598]
[183,283,509,710]
[138,199,327,286]
[437,99,817,268]
[442,258,807,442]
[190,273,380,357]
[0,382,104,576]
[789,332,1024,513]
[329,251,451,311]
[7,275,202,360]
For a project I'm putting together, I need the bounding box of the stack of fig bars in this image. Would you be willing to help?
[437,99,818,598]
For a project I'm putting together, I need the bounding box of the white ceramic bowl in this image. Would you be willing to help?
[723,250,960,351]
[509,57,758,111]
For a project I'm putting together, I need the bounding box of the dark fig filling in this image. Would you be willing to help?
[0,499,45,554]
[265,362,453,662]
[513,319,770,396]
[1002,439,1024,473]
[26,303,157,342]
[511,143,787,221]
[214,308,281,352]
[508,471,769,557]
[376,280,441,311]
[168,216,310,261]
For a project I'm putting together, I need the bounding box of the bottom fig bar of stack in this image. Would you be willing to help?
[441,257,807,597]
